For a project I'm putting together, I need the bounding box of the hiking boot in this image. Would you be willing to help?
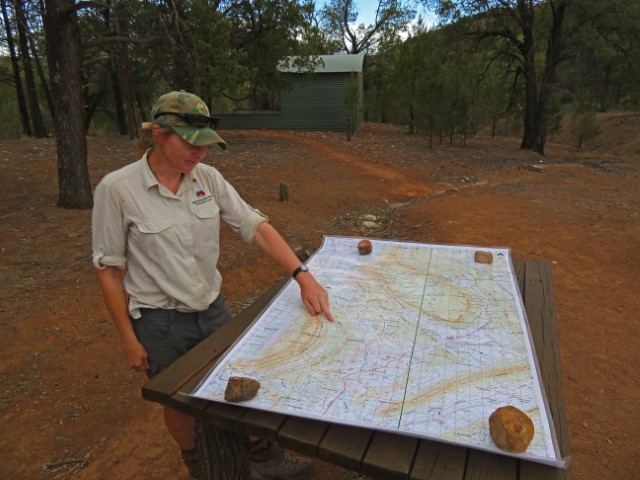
[181,447,200,479]
[250,450,315,480]
[249,438,282,463]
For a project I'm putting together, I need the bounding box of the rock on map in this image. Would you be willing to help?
[192,236,563,466]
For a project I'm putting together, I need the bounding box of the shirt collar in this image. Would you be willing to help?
[140,151,159,190]
[140,150,198,196]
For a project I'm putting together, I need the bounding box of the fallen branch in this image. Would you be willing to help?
[43,436,106,478]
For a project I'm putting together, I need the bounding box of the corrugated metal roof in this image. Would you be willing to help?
[279,54,365,74]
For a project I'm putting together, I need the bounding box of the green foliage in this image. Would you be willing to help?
[570,110,600,148]
[384,23,485,144]
[3,0,640,142]
[0,77,23,139]
[546,95,565,141]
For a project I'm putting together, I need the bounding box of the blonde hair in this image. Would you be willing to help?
[135,126,173,158]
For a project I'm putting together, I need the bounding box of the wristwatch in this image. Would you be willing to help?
[291,264,309,279]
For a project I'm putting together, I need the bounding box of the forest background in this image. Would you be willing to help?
[2,0,640,209]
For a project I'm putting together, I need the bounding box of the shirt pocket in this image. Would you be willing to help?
[134,218,178,260]
[194,202,220,220]
[137,218,175,234]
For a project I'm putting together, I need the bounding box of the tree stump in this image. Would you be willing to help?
[196,419,250,479]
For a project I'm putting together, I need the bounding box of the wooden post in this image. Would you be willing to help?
[196,419,251,479]
[347,118,352,141]
[279,182,289,202]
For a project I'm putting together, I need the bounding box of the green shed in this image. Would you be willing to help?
[214,54,365,132]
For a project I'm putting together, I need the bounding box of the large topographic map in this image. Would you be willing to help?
[192,236,563,466]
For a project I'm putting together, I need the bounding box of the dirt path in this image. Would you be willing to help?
[0,123,638,479]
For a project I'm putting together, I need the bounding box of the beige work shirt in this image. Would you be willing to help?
[92,153,267,318]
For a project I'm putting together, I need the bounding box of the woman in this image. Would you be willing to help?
[92,90,333,479]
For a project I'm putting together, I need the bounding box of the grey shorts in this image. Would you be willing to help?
[132,295,232,378]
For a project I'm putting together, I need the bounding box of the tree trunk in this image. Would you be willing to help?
[15,0,47,137]
[101,1,127,135]
[168,1,193,91]
[28,28,55,120]
[44,0,93,209]
[110,59,129,135]
[519,1,567,156]
[518,5,542,154]
[84,90,106,130]
[409,103,414,134]
[1,0,31,136]
[113,2,137,139]
[532,1,568,156]
[135,89,147,123]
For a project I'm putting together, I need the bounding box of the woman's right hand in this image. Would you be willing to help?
[98,267,150,373]
[123,339,150,373]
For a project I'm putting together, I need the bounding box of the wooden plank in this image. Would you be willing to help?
[318,424,373,472]
[362,431,419,480]
[410,440,467,480]
[202,402,251,432]
[519,461,565,480]
[199,398,287,439]
[512,258,525,294]
[464,450,517,480]
[164,393,212,419]
[235,407,289,439]
[142,281,286,404]
[277,416,331,457]
[518,260,571,480]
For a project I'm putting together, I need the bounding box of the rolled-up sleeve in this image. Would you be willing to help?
[92,181,127,270]
[239,208,269,242]
[211,170,267,242]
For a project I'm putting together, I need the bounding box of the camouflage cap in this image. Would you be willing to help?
[150,91,227,149]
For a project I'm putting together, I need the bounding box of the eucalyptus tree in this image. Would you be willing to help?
[208,0,321,111]
[118,0,323,113]
[389,23,485,145]
[320,0,415,54]
[37,0,325,208]
[388,27,435,133]
[43,0,93,209]
[616,2,640,112]
[565,0,640,113]
[1,0,31,135]
[14,0,46,136]
[74,0,169,136]
[427,0,573,156]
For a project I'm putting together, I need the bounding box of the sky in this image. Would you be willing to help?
[316,0,438,29]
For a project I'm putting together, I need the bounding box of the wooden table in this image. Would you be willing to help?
[143,259,572,479]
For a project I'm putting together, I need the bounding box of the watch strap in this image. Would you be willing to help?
[291,264,308,279]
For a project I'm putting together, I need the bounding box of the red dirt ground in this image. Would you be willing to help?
[0,117,638,479]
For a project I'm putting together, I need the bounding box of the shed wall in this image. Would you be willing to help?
[215,73,363,131]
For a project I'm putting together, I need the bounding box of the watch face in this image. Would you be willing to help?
[301,265,309,272]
